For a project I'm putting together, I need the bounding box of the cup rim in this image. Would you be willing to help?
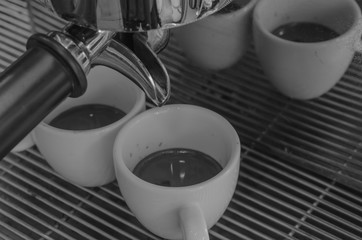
[38,79,146,135]
[213,0,258,18]
[113,104,241,192]
[253,0,362,47]
[234,0,258,14]
[242,0,258,13]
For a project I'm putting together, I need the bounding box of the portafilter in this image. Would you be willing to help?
[0,0,231,158]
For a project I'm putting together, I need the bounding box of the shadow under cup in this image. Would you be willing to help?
[253,0,361,99]
[113,104,241,240]
[33,66,145,187]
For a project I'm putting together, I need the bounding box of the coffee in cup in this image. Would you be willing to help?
[49,104,126,130]
[133,148,223,187]
[272,22,340,43]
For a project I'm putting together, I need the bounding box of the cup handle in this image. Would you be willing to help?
[11,133,35,152]
[179,203,209,240]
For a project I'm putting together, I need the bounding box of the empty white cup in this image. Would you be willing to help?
[173,0,258,70]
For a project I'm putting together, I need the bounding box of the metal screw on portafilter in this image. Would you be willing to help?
[0,0,231,159]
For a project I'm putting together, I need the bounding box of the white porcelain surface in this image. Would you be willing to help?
[113,104,241,240]
[21,66,145,187]
[253,0,362,99]
[12,134,34,152]
[173,0,258,70]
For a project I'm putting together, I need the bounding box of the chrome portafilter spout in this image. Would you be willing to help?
[57,23,171,106]
[94,29,171,106]
[0,0,231,159]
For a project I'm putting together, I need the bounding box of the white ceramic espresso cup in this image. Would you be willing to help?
[173,0,257,70]
[113,104,241,240]
[253,0,362,99]
[14,65,145,187]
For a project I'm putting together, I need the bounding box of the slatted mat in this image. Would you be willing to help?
[1,0,362,239]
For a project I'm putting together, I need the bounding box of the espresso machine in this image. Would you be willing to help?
[0,0,231,159]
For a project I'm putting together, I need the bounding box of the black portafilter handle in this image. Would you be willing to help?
[0,34,87,160]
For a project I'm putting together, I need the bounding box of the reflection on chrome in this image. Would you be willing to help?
[35,0,232,32]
